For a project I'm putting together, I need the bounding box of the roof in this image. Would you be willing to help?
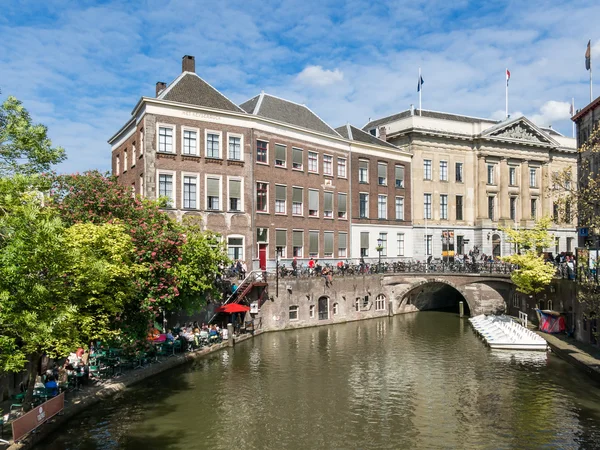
[363,109,498,130]
[571,95,600,121]
[240,92,340,136]
[158,72,245,113]
[335,124,398,149]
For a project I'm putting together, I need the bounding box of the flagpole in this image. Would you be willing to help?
[572,97,575,138]
[505,67,508,119]
[419,67,422,116]
[591,41,594,102]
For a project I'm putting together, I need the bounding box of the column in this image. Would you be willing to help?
[499,157,510,220]
[541,161,552,217]
[520,160,530,224]
[477,154,487,221]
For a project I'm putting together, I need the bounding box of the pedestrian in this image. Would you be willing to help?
[292,257,298,276]
[236,259,243,279]
[241,261,247,279]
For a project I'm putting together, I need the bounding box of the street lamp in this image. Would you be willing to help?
[377,237,383,273]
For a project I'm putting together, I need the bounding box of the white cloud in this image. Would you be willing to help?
[530,101,571,127]
[296,66,344,87]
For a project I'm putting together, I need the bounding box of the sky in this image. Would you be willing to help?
[1,0,599,173]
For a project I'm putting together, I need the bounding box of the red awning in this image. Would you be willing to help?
[216,304,250,314]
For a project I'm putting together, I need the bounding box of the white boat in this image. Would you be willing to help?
[468,314,548,351]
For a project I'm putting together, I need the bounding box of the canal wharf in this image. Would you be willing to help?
[469,314,548,351]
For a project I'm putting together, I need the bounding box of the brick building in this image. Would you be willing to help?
[108,55,412,269]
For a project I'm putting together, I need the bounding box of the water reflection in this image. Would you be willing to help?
[40,312,600,450]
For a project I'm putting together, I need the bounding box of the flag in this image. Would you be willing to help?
[506,69,511,86]
[417,75,424,92]
[585,40,591,71]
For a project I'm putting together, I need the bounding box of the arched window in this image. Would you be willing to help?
[289,305,299,321]
[375,294,386,311]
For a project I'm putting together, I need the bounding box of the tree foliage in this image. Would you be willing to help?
[501,216,555,255]
[0,96,66,176]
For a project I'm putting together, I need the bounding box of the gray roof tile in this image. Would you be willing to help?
[363,109,498,130]
[335,124,397,149]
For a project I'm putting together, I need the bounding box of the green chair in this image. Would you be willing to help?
[173,339,182,354]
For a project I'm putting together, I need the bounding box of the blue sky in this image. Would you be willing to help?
[1,0,599,173]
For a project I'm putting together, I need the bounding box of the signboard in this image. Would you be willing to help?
[578,227,589,237]
[441,230,455,259]
[12,393,64,442]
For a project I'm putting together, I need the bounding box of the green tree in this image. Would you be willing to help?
[501,216,555,255]
[0,96,66,176]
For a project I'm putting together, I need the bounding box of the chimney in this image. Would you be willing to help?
[156,81,167,97]
[410,104,414,116]
[378,126,387,141]
[182,55,195,73]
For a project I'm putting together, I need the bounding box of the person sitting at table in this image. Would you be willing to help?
[45,376,59,397]
[166,329,175,342]
[208,325,219,343]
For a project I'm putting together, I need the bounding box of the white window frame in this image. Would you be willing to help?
[308,151,318,173]
[227,132,244,161]
[440,160,448,181]
[425,235,433,256]
[123,149,128,172]
[139,128,144,156]
[181,172,200,210]
[256,140,269,164]
[292,229,304,258]
[227,176,244,212]
[358,160,369,183]
[424,159,432,180]
[308,188,319,217]
[378,162,388,186]
[440,194,448,220]
[309,305,315,318]
[115,154,120,175]
[455,162,463,182]
[274,143,287,167]
[292,147,303,170]
[205,129,222,159]
[333,303,339,316]
[205,174,222,211]
[359,193,369,218]
[424,193,432,219]
[378,232,387,256]
[131,145,136,167]
[395,196,404,220]
[156,169,176,208]
[157,123,175,153]
[181,126,200,156]
[509,166,517,186]
[397,233,405,256]
[337,158,347,178]
[256,181,269,213]
[323,154,333,176]
[275,228,287,258]
[338,192,347,220]
[292,186,303,216]
[323,191,333,218]
[139,173,144,197]
[530,167,537,188]
[487,164,495,185]
[338,232,347,258]
[227,234,245,261]
[275,183,287,215]
[378,194,387,219]
[289,305,299,321]
[375,294,386,311]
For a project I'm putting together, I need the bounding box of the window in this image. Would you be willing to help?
[309,305,315,318]
[256,182,268,212]
[206,177,220,210]
[424,194,432,219]
[531,198,537,219]
[183,175,198,209]
[530,168,537,187]
[338,193,347,219]
[333,303,339,316]
[355,298,360,312]
[275,144,286,167]
[440,194,448,219]
[324,191,333,218]
[324,232,334,257]
[338,158,347,178]
[555,237,560,254]
[397,233,405,256]
[359,194,368,218]
[158,126,173,153]
[395,165,405,188]
[456,195,463,221]
[323,155,333,175]
[375,294,386,311]
[308,151,318,173]
[292,148,303,170]
[139,173,144,196]
[228,135,242,160]
[293,230,304,257]
[565,201,571,223]
[140,129,144,156]
[256,140,268,163]
[289,306,299,321]
[425,235,432,256]
[395,197,404,220]
[455,162,463,182]
[509,166,517,186]
[378,162,387,185]
[424,160,432,180]
[158,173,174,207]
[553,203,559,222]
[131,182,135,197]
[378,232,387,256]
[358,160,368,183]
[229,179,242,211]
[292,187,303,215]
[378,195,387,219]
[276,229,287,258]
[227,237,244,260]
[131,145,136,165]
[487,164,495,185]
[124,149,128,171]
[309,230,319,257]
[115,155,120,175]
[206,132,220,158]
[360,232,369,257]
[308,189,319,217]
[275,185,287,214]
[510,197,517,221]
[338,232,347,258]
[488,196,495,220]
[183,129,198,155]
[440,161,448,181]
[257,228,268,243]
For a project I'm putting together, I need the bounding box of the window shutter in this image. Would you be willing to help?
[360,232,369,248]
[276,185,287,201]
[275,144,286,161]
[324,232,334,254]
[324,191,333,210]
[309,231,319,254]
[309,190,319,210]
[293,230,303,247]
[339,232,347,249]
[338,193,347,212]
[229,179,241,197]
[207,178,220,196]
[359,160,368,170]
[292,187,303,203]
[292,148,303,164]
[395,165,404,181]
[378,163,387,179]
[276,229,286,247]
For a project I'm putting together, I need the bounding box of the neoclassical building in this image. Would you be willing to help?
[364,109,578,259]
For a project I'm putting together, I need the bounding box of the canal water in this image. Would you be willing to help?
[40,312,600,449]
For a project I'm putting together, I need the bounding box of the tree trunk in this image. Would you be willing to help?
[22,352,41,412]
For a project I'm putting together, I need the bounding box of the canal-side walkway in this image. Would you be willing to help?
[536,331,600,383]
[2,332,259,450]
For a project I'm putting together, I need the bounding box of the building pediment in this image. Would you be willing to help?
[480,117,558,146]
